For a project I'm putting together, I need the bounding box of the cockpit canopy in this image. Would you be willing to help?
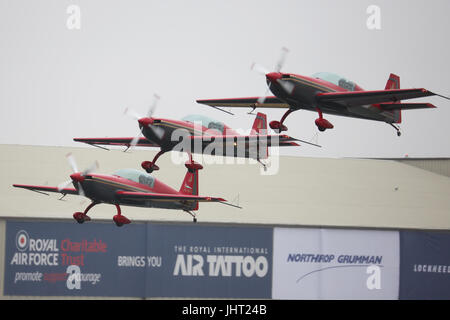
[113,168,155,188]
[312,72,361,91]
[182,114,225,133]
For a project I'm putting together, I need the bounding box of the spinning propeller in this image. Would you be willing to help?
[251,47,295,103]
[57,153,99,197]
[124,94,165,151]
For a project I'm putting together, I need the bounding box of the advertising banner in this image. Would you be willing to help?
[4,220,147,297]
[145,224,273,298]
[399,231,450,299]
[4,220,273,298]
[272,228,400,299]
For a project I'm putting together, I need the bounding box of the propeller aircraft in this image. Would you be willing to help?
[74,96,318,172]
[197,48,449,137]
[13,154,235,226]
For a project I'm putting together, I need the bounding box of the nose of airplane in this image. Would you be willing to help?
[70,172,85,183]
[266,72,282,83]
[138,117,153,127]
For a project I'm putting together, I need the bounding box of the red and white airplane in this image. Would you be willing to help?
[197,48,448,136]
[74,101,317,172]
[13,154,235,226]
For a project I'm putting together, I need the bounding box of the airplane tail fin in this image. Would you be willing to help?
[179,159,203,210]
[251,112,268,135]
[384,73,402,123]
[250,112,269,160]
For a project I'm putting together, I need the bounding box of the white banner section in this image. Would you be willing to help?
[272,228,399,299]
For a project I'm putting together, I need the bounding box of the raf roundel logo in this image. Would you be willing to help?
[16,230,29,251]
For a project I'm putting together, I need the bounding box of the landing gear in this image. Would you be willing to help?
[141,161,160,173]
[257,159,268,172]
[269,109,294,133]
[141,150,166,173]
[269,120,288,132]
[73,202,97,224]
[184,210,198,223]
[112,204,131,227]
[314,108,333,132]
[389,123,401,136]
[73,212,90,224]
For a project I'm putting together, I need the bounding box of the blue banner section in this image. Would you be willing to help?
[4,221,146,297]
[145,224,273,298]
[4,220,273,298]
[399,231,450,300]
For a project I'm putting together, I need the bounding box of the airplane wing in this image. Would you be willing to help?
[378,103,436,111]
[189,134,320,148]
[73,137,159,149]
[189,134,306,147]
[197,97,290,110]
[13,184,78,195]
[316,89,437,107]
[116,191,225,203]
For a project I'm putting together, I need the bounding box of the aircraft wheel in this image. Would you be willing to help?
[73,212,85,224]
[113,217,123,227]
[397,131,401,137]
[142,161,160,173]
[113,214,130,227]
[318,126,326,132]
[193,217,197,223]
[269,121,288,133]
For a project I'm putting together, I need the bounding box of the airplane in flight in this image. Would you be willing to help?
[197,48,449,137]
[13,154,235,226]
[74,98,318,172]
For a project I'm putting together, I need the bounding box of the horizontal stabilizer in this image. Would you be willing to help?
[316,88,436,106]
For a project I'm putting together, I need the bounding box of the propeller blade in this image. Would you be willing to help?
[78,184,86,197]
[251,62,269,75]
[150,125,165,139]
[66,153,78,173]
[82,161,99,175]
[57,179,73,192]
[145,94,165,139]
[124,94,162,151]
[274,46,289,72]
[125,128,144,152]
[277,79,295,94]
[257,96,267,104]
[257,84,272,104]
[130,134,141,148]
[147,94,160,118]
[124,107,141,120]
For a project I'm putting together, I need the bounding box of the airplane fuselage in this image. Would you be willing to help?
[271,73,392,122]
[140,118,258,157]
[75,174,187,210]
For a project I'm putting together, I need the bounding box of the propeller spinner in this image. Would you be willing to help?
[124,94,164,151]
[57,153,98,197]
[251,47,294,103]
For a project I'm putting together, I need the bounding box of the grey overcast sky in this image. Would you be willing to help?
[1,0,449,159]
